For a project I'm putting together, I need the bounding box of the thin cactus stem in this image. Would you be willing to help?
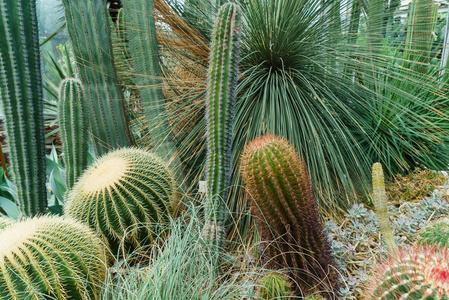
[203,2,242,256]
[0,0,47,216]
[122,0,185,186]
[372,162,398,252]
[58,78,89,190]
[61,0,134,156]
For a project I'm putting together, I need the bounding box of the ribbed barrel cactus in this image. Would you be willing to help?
[364,245,449,299]
[65,147,177,256]
[240,134,339,298]
[0,216,14,231]
[0,216,106,300]
[419,221,449,248]
[257,272,293,300]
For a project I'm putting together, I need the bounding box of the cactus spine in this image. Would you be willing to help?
[58,78,89,190]
[0,216,106,300]
[239,135,339,298]
[203,2,242,253]
[372,162,397,252]
[65,147,177,256]
[0,216,14,231]
[364,245,449,299]
[61,0,134,155]
[0,0,47,216]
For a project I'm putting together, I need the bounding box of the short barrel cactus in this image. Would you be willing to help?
[0,216,106,300]
[364,245,449,299]
[240,134,339,298]
[0,216,14,231]
[65,147,177,256]
[419,221,449,248]
[257,271,293,299]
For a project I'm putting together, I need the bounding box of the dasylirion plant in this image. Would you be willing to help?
[203,2,242,258]
[419,221,449,248]
[61,0,134,155]
[364,245,449,299]
[372,162,397,252]
[0,0,47,216]
[257,271,293,300]
[0,216,106,300]
[65,147,177,256]
[240,134,339,299]
[58,78,89,190]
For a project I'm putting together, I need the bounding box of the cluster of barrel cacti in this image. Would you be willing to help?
[364,245,449,299]
[239,134,340,299]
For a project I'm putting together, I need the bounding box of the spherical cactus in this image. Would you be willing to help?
[240,134,339,298]
[65,147,177,256]
[0,216,106,299]
[258,272,293,299]
[419,221,449,248]
[0,216,14,231]
[364,245,449,299]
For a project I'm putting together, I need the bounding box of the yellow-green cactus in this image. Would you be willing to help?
[65,147,177,256]
[258,272,293,299]
[0,216,106,299]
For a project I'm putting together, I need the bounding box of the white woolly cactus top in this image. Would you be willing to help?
[83,156,129,192]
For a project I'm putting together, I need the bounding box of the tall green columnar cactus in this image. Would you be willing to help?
[372,162,397,252]
[364,245,449,299]
[203,2,242,255]
[61,0,134,155]
[58,78,88,190]
[0,0,47,216]
[240,135,339,299]
[0,216,106,299]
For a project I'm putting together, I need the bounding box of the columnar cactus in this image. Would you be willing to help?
[372,162,397,252]
[61,0,134,155]
[58,78,89,190]
[0,0,47,216]
[0,216,106,300]
[203,2,242,253]
[65,147,177,256]
[240,135,339,298]
[364,245,449,299]
[257,272,293,300]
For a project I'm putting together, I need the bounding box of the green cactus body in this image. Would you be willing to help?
[61,0,134,155]
[0,216,14,231]
[58,78,89,190]
[0,216,106,300]
[203,2,242,250]
[365,245,449,299]
[65,147,177,256]
[240,135,339,299]
[372,163,397,252]
[0,0,47,216]
[258,272,293,300]
[419,221,449,248]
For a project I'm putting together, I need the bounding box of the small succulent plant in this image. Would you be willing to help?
[257,271,293,299]
[364,245,449,299]
[65,147,177,257]
[0,216,106,299]
[419,220,449,248]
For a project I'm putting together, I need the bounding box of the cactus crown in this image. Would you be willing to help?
[365,245,449,299]
[0,216,106,300]
[65,147,177,257]
[258,271,293,299]
[240,134,339,298]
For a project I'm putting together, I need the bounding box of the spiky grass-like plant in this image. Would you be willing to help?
[240,134,339,299]
[0,216,106,300]
[364,245,449,299]
[65,147,177,256]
